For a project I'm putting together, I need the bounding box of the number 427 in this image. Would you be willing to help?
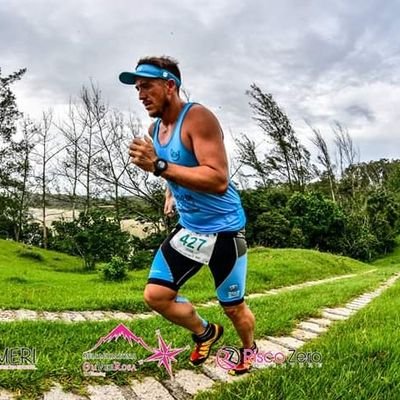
[179,234,207,251]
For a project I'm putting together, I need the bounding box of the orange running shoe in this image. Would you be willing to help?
[228,343,258,375]
[189,324,224,366]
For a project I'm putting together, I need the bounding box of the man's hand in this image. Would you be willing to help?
[129,136,157,172]
[164,193,176,217]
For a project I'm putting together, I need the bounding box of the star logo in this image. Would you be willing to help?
[144,330,189,378]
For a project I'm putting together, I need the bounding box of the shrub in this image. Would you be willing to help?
[253,211,291,247]
[50,209,131,270]
[128,250,153,270]
[17,249,44,262]
[102,256,128,281]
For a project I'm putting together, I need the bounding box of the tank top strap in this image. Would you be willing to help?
[152,118,162,140]
[173,102,195,135]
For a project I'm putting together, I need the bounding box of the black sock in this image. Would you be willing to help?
[196,323,215,342]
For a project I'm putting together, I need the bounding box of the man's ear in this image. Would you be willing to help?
[166,79,177,92]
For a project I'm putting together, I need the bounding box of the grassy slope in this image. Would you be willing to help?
[0,269,392,399]
[0,239,373,311]
[195,239,400,400]
[197,276,400,400]
[0,239,399,398]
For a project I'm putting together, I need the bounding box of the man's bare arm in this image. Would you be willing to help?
[129,106,229,194]
[161,106,229,194]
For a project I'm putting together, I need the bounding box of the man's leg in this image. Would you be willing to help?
[144,283,224,365]
[208,231,257,373]
[144,283,205,335]
[222,301,255,349]
[146,226,224,365]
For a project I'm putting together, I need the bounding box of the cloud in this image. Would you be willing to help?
[1,0,400,163]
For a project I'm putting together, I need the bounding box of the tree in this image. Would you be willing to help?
[234,134,272,187]
[310,126,336,202]
[237,84,313,191]
[33,110,66,248]
[0,67,28,240]
[78,82,106,211]
[13,118,37,241]
[50,208,131,270]
[286,192,345,252]
[56,99,86,219]
[91,110,133,221]
[0,68,26,141]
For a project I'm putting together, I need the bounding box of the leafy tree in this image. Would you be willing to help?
[0,67,30,240]
[241,84,314,191]
[286,192,345,252]
[253,210,291,247]
[366,190,399,254]
[50,209,131,270]
[0,67,26,141]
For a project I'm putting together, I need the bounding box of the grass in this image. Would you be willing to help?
[1,237,399,398]
[0,239,373,311]
[196,273,400,400]
[0,268,395,399]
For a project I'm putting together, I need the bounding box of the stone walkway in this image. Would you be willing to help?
[0,270,376,323]
[0,269,397,400]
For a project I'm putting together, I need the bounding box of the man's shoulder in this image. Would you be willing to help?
[185,103,219,125]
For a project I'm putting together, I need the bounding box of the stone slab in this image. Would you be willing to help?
[168,370,214,396]
[298,322,327,334]
[321,311,348,321]
[81,311,106,321]
[43,384,86,400]
[0,390,14,400]
[266,336,305,350]
[131,377,174,400]
[307,318,333,327]
[87,384,126,400]
[0,310,16,322]
[291,329,319,341]
[323,308,354,317]
[14,309,38,320]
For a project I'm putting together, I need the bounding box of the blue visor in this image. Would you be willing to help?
[119,64,181,87]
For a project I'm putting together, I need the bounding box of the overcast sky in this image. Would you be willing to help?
[1,0,399,163]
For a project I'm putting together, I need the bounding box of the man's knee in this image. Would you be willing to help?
[222,302,246,320]
[143,284,176,311]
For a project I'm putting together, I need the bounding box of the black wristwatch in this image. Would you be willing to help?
[153,158,168,176]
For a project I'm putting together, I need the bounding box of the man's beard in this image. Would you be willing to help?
[150,98,170,118]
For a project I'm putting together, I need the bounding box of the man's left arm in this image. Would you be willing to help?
[129,106,229,194]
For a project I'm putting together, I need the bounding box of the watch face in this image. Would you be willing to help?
[157,160,167,169]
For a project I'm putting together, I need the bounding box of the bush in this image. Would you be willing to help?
[102,256,128,281]
[128,250,153,270]
[253,211,291,247]
[286,192,345,251]
[50,209,131,270]
[17,249,44,262]
[140,231,168,250]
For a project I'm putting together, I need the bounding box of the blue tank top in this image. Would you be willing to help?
[153,102,246,233]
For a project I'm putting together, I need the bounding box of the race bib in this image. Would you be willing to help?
[170,228,217,264]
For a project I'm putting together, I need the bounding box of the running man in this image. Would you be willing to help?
[119,56,256,374]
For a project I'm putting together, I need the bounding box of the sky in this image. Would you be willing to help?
[1,0,400,164]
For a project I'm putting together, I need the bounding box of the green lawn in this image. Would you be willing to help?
[1,238,399,399]
[197,272,400,400]
[0,268,395,399]
[0,239,372,311]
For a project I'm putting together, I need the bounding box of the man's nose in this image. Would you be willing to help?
[138,88,146,100]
